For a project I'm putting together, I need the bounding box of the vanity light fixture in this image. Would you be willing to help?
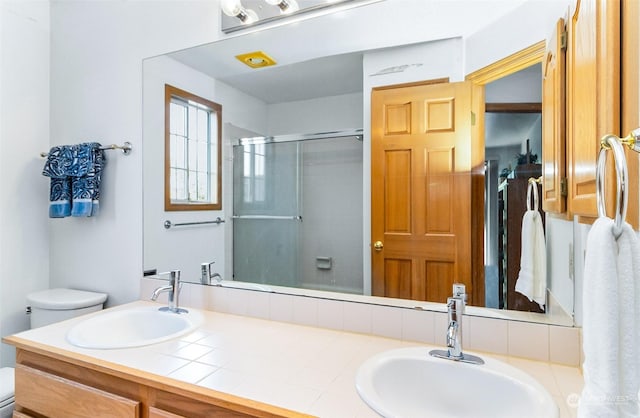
[221,0,384,34]
[221,0,258,25]
[265,0,300,14]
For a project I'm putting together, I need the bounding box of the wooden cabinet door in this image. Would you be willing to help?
[566,0,620,218]
[622,0,640,229]
[149,407,187,418]
[542,17,567,214]
[371,81,477,304]
[15,364,140,418]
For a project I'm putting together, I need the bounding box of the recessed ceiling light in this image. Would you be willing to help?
[235,51,277,69]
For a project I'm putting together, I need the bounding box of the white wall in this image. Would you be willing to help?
[267,93,363,136]
[464,0,571,74]
[0,0,51,367]
[143,55,268,283]
[49,1,221,307]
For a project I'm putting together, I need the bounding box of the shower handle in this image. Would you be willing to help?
[373,241,384,251]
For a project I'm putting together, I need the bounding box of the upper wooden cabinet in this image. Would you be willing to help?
[565,0,620,219]
[542,17,567,214]
[622,0,640,229]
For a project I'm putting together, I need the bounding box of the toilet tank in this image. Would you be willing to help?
[26,288,108,328]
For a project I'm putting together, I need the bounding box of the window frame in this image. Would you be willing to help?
[164,84,222,211]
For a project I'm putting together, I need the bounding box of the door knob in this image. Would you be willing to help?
[373,241,384,251]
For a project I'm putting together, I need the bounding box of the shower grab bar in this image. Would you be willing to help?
[164,217,225,229]
[232,215,303,221]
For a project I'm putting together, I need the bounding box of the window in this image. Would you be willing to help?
[165,84,222,211]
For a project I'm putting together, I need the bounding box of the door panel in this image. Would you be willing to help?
[371,81,475,303]
[384,149,412,233]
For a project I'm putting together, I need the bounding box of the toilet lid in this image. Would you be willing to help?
[0,367,14,403]
[27,288,107,310]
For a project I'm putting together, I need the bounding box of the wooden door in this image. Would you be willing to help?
[371,81,476,303]
[542,17,567,215]
[566,0,620,218]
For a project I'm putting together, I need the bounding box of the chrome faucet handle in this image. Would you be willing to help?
[200,261,215,284]
[446,321,458,348]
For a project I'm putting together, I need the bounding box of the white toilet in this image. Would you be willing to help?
[0,288,108,416]
[27,288,108,328]
[0,367,14,418]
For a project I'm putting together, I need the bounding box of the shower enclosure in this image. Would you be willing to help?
[232,130,364,294]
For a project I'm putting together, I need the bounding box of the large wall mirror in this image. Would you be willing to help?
[143,0,575,325]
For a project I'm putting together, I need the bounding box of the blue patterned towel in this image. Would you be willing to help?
[42,145,74,218]
[42,143,105,218]
[71,142,105,217]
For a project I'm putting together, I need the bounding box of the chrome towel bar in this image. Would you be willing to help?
[164,217,225,229]
[40,141,132,158]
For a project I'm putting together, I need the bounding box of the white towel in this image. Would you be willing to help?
[578,217,640,417]
[515,210,546,308]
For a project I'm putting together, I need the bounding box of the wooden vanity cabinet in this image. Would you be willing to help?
[15,364,139,417]
[9,343,313,418]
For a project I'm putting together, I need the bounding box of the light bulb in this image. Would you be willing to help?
[264,0,299,14]
[221,0,243,17]
[241,8,259,24]
[281,0,299,14]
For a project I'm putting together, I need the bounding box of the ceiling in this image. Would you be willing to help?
[167,0,540,142]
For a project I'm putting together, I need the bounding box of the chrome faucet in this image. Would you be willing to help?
[446,296,464,359]
[200,262,222,285]
[429,284,484,365]
[151,270,188,314]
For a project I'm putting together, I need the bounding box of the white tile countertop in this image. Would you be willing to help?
[8,301,583,417]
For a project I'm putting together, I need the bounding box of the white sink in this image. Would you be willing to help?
[356,347,558,418]
[66,306,203,349]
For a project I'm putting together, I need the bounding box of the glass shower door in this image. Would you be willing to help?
[232,141,301,287]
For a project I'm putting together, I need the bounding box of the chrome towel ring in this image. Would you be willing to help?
[597,134,630,238]
[527,176,542,212]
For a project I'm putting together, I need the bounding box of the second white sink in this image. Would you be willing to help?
[356,347,558,418]
[67,306,202,349]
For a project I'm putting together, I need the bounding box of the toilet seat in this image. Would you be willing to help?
[0,367,14,406]
[27,288,107,310]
